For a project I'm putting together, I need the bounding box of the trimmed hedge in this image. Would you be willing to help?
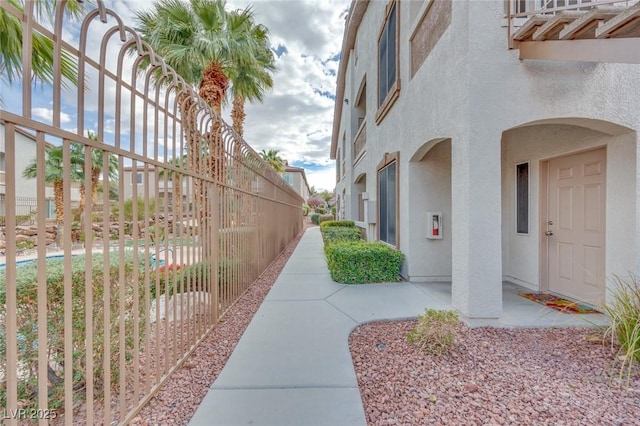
[321,226,361,246]
[320,220,355,229]
[318,214,334,225]
[311,213,320,225]
[325,241,404,284]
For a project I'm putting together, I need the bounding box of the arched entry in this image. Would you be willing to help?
[501,118,635,305]
[406,138,452,281]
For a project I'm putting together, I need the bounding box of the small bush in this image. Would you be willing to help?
[321,227,361,246]
[320,220,355,228]
[318,214,334,225]
[604,274,640,386]
[314,207,326,214]
[325,241,404,284]
[311,213,320,225]
[407,309,459,355]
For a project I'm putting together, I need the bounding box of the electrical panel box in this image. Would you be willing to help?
[366,200,376,224]
[426,212,442,239]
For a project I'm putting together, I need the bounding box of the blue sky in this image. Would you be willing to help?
[2,0,350,191]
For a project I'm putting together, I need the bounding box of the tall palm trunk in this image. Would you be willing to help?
[231,95,246,226]
[78,183,86,217]
[199,61,228,183]
[90,167,101,205]
[231,94,245,138]
[173,172,182,223]
[53,179,64,223]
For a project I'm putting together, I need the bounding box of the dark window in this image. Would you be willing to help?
[516,162,529,234]
[378,160,397,245]
[378,2,397,107]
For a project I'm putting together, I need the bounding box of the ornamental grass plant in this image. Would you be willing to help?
[406,309,459,356]
[603,274,640,386]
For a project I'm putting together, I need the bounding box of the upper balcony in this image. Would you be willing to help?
[507,0,640,63]
[353,120,366,165]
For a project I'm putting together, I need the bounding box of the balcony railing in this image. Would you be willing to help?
[0,2,303,425]
[507,0,640,48]
[353,121,366,163]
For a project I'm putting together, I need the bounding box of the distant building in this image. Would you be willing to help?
[122,164,189,210]
[0,124,80,222]
[283,164,311,202]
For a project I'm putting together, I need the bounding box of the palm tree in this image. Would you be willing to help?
[135,0,273,178]
[23,145,83,223]
[79,131,118,216]
[228,15,276,139]
[260,149,285,173]
[0,0,83,105]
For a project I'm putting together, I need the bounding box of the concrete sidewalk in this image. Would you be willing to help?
[189,227,607,426]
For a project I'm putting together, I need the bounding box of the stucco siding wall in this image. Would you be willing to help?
[0,125,39,199]
[407,140,452,281]
[334,0,640,312]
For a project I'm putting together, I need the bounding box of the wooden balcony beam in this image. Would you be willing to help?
[518,38,640,63]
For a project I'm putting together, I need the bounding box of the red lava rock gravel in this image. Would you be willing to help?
[350,321,640,426]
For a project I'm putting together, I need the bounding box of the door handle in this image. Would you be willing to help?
[545,231,553,236]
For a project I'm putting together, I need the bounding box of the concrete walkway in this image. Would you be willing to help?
[189,227,607,426]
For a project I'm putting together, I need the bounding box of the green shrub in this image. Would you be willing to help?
[407,309,459,355]
[0,252,146,411]
[311,213,320,225]
[331,206,336,216]
[325,241,404,284]
[111,197,156,221]
[314,207,326,214]
[321,227,361,246]
[604,274,640,386]
[320,220,355,228]
[303,204,310,216]
[318,214,334,225]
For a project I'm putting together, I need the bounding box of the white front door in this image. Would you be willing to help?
[547,148,606,304]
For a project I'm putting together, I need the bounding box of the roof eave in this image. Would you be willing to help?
[330,0,369,160]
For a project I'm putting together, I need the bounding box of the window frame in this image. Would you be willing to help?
[515,161,530,235]
[375,0,401,124]
[377,152,400,247]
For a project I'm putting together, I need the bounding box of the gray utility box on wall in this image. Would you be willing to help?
[367,200,376,224]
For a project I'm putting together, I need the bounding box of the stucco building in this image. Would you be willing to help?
[283,164,311,202]
[331,0,640,318]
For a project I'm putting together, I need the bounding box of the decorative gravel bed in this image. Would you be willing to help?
[350,321,640,426]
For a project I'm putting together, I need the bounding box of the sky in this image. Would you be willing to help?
[116,0,351,192]
[1,0,350,192]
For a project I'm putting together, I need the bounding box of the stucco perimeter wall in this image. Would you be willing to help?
[501,125,637,291]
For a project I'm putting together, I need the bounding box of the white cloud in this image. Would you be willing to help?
[305,165,337,193]
[221,0,349,191]
[8,0,349,191]
[32,107,72,124]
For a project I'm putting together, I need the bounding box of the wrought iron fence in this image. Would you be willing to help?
[0,196,42,227]
[0,1,303,424]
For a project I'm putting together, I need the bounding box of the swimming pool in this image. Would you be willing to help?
[0,254,165,270]
[0,254,66,270]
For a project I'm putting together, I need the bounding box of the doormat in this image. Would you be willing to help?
[519,292,601,314]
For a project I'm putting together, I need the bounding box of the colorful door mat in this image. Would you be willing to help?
[519,292,602,314]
